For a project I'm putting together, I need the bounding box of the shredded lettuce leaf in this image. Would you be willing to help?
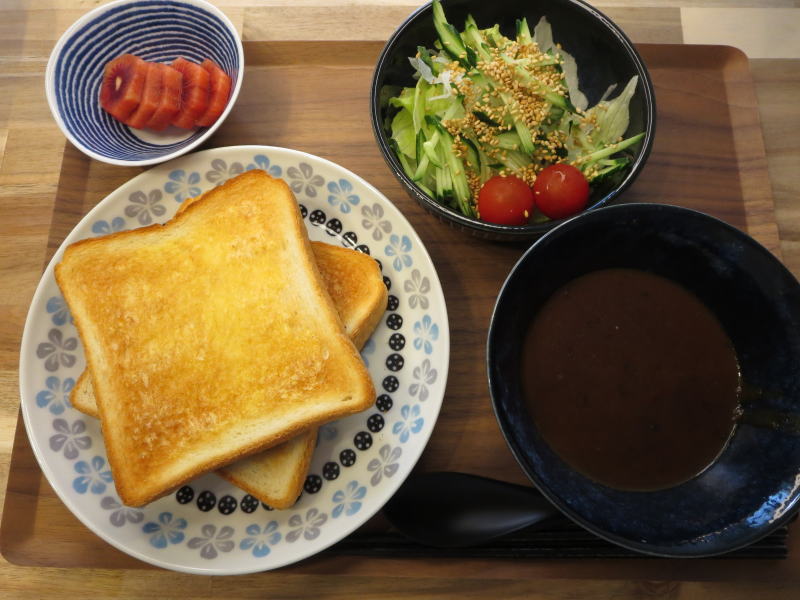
[386,1,644,220]
[390,109,416,158]
[590,75,638,145]
[533,17,588,112]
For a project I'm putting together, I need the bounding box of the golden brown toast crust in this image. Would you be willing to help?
[216,429,319,510]
[70,242,387,508]
[56,170,376,507]
[69,243,386,418]
[313,244,389,350]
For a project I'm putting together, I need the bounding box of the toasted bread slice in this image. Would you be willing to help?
[71,241,387,508]
[55,170,376,507]
[70,244,386,419]
[217,242,386,506]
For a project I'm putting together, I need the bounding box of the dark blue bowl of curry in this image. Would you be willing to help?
[487,202,800,557]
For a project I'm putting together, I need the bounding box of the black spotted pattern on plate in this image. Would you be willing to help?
[218,495,237,515]
[367,414,385,433]
[196,490,216,512]
[340,448,357,467]
[389,333,405,351]
[176,485,194,504]
[386,353,404,371]
[296,204,406,497]
[174,486,280,515]
[326,218,343,236]
[304,474,323,494]
[376,394,393,412]
[322,461,340,480]
[354,431,373,451]
[343,231,358,247]
[309,209,326,225]
[382,376,399,393]
[241,495,259,513]
[386,313,402,330]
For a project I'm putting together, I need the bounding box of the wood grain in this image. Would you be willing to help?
[2,42,793,584]
[1,2,799,598]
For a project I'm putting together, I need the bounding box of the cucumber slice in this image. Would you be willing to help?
[433,0,474,67]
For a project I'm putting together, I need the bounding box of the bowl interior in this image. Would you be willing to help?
[371,0,655,238]
[488,203,800,556]
[48,0,241,164]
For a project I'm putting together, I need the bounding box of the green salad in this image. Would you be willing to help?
[385,1,644,225]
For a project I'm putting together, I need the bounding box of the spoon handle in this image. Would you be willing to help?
[382,472,559,548]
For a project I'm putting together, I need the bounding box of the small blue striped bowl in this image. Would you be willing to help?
[45,0,243,166]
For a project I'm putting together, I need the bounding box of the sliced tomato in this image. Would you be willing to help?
[99,54,148,121]
[195,59,232,127]
[170,57,211,129]
[144,64,183,131]
[124,62,163,129]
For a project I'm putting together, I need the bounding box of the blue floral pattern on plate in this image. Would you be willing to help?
[413,314,439,355]
[143,512,188,548]
[19,146,449,575]
[327,178,359,213]
[240,521,281,557]
[393,405,425,443]
[92,216,126,236]
[385,234,413,272]
[46,296,73,325]
[73,456,113,494]
[36,375,74,415]
[332,481,367,518]
[164,169,202,202]
[246,154,282,178]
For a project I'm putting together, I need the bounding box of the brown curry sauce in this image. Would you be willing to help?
[520,268,741,491]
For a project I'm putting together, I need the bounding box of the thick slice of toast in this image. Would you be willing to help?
[70,241,387,508]
[70,243,386,419]
[55,170,376,507]
[217,242,387,506]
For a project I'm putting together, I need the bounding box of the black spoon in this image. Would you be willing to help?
[381,472,559,548]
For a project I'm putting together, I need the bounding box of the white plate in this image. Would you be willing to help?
[19,146,449,574]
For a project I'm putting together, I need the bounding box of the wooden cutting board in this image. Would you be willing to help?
[3,41,795,582]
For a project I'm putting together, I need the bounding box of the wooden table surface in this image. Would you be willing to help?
[1,1,798,598]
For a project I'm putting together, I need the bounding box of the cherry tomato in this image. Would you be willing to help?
[477,175,535,226]
[533,164,590,220]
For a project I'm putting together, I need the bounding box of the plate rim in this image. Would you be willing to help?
[18,144,450,574]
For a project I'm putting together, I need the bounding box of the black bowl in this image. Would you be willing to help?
[370,0,656,242]
[487,203,800,556]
